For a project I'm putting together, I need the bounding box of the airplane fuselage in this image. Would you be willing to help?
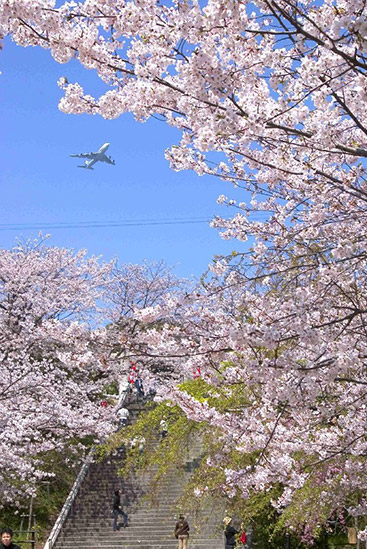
[70,142,115,170]
[98,143,110,154]
[83,143,110,169]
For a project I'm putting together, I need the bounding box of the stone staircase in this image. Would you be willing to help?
[52,409,224,549]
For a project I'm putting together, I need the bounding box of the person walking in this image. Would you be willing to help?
[174,514,190,549]
[116,407,130,428]
[223,517,239,549]
[160,419,168,439]
[238,522,247,548]
[245,524,253,549]
[112,489,128,531]
[1,528,21,549]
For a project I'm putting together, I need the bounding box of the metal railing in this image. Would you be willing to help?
[43,386,130,549]
[115,385,130,410]
[14,530,36,549]
[43,447,95,549]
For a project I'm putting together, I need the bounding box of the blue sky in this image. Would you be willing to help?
[1,38,247,279]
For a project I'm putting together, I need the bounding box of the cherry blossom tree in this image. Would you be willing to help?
[0,237,116,504]
[0,237,185,506]
[106,260,185,327]
[4,0,367,539]
[102,260,188,380]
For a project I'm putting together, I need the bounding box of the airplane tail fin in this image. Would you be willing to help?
[78,165,94,170]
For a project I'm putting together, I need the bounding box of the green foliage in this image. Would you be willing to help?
[100,400,203,487]
[178,374,252,414]
[97,392,288,546]
[98,380,355,549]
[103,381,119,396]
[0,443,89,546]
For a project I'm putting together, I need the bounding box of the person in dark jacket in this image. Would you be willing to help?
[134,376,144,399]
[112,489,128,531]
[174,514,190,549]
[224,517,239,549]
[1,528,21,549]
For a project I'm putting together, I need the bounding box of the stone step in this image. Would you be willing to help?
[57,545,222,549]
[61,524,219,534]
[65,513,216,523]
[84,487,187,493]
[79,484,189,492]
[66,515,216,524]
[60,526,221,537]
[59,533,223,541]
[72,505,187,513]
[63,520,192,528]
[48,410,218,549]
[56,541,223,549]
[67,513,216,520]
[73,497,187,505]
[59,536,224,544]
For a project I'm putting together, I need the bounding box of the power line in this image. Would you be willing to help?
[0,217,212,232]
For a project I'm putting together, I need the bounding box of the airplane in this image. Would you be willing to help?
[70,142,115,170]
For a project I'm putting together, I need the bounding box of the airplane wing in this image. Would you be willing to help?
[85,157,98,169]
[70,152,96,159]
[99,153,115,165]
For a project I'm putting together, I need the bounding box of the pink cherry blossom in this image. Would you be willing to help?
[4,0,367,536]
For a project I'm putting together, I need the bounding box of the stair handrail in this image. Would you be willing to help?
[43,385,130,549]
[115,383,130,409]
[43,446,95,549]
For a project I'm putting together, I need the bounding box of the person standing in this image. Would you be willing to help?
[223,517,239,549]
[246,524,253,549]
[112,489,128,531]
[134,375,144,399]
[174,514,190,549]
[1,528,21,549]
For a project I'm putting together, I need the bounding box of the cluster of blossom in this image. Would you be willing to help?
[0,238,119,502]
[0,244,185,502]
[128,268,367,535]
[4,0,367,536]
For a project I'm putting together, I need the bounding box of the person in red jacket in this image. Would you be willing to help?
[238,525,247,547]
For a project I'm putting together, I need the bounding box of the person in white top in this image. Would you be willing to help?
[160,419,168,439]
[117,407,130,428]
